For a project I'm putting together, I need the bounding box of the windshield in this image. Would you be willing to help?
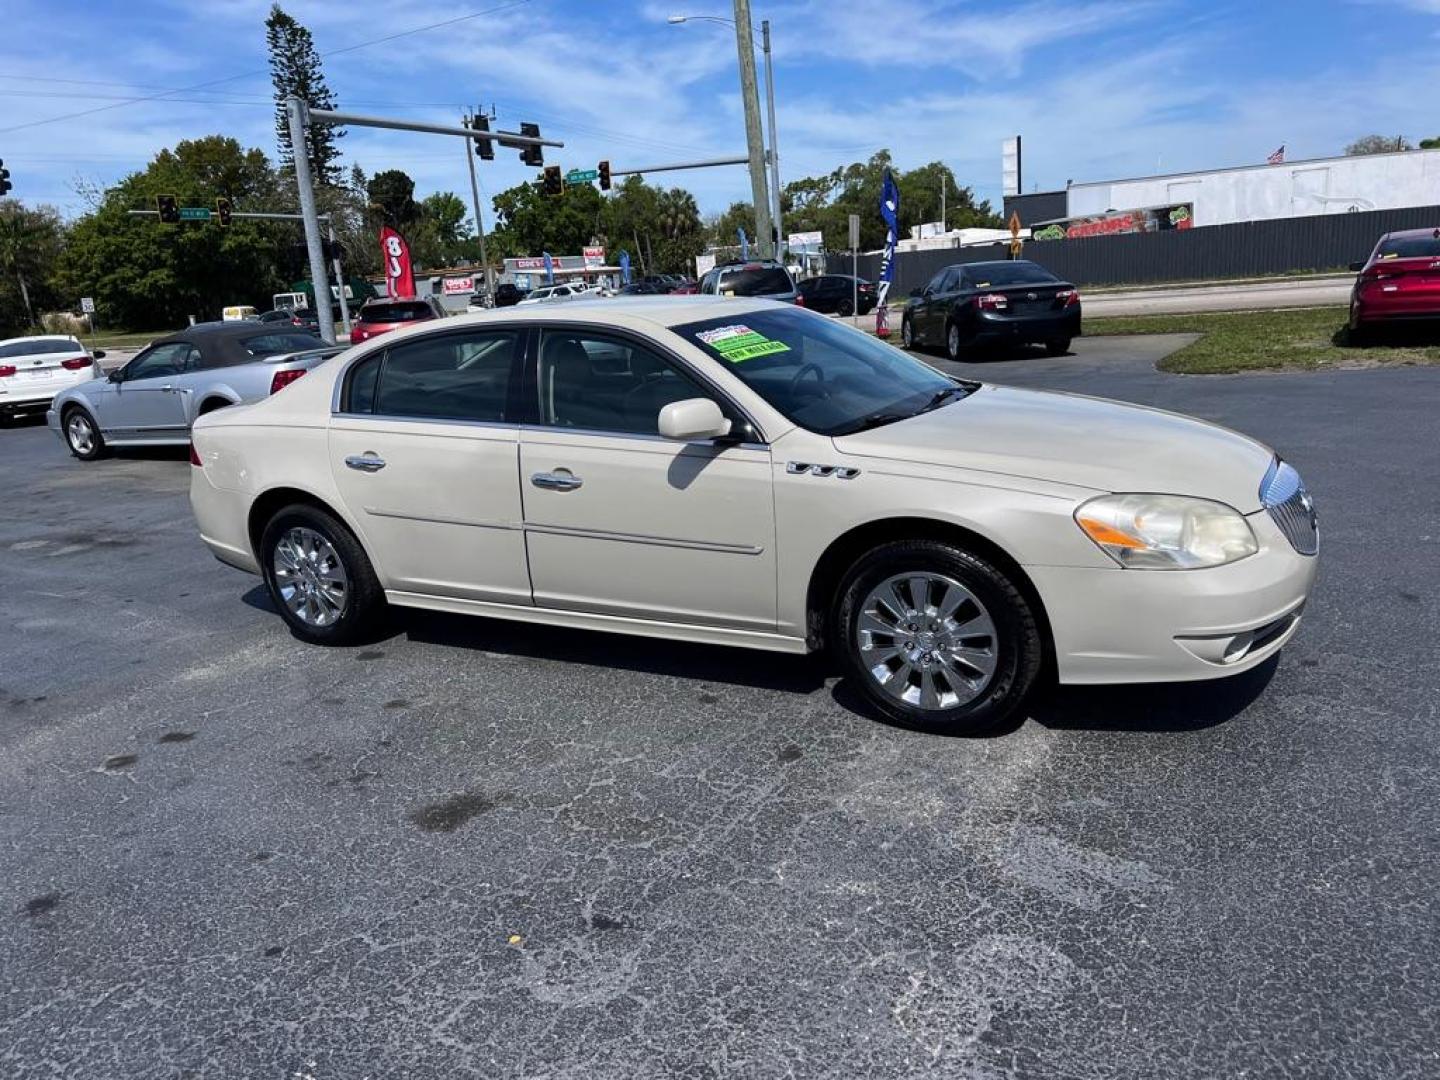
[360,302,431,323]
[963,262,1058,287]
[240,331,328,357]
[717,267,792,296]
[1377,236,1440,260]
[672,307,969,436]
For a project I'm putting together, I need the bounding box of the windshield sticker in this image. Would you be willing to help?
[695,324,791,362]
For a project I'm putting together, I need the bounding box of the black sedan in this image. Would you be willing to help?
[796,274,877,316]
[902,260,1081,360]
[493,283,527,307]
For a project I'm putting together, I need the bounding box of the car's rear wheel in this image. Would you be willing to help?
[62,406,105,461]
[1045,338,1072,356]
[260,504,386,646]
[833,540,1043,736]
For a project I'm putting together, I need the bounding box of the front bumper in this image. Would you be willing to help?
[1028,510,1317,684]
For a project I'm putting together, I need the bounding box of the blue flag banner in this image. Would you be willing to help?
[543,251,554,284]
[737,228,749,262]
[876,169,900,336]
[619,250,631,285]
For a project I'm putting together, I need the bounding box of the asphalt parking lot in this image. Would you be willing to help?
[3,333,1437,1079]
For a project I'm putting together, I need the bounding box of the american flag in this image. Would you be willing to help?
[1267,145,1286,165]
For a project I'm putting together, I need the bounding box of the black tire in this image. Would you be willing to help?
[1045,338,1072,357]
[837,298,855,317]
[832,539,1043,736]
[260,503,387,646]
[61,405,106,461]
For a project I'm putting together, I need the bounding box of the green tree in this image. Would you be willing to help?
[0,200,65,333]
[490,176,605,259]
[266,3,344,185]
[1421,137,1440,150]
[54,137,292,328]
[409,191,471,268]
[1345,134,1412,156]
[366,170,420,230]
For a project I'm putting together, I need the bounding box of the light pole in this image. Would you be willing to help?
[668,9,782,261]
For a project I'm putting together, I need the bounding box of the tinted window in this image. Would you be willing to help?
[925,270,948,293]
[1377,236,1440,259]
[964,262,1059,287]
[240,332,327,357]
[346,353,382,413]
[359,302,434,323]
[0,338,77,358]
[716,267,792,296]
[373,330,520,422]
[674,308,960,437]
[537,330,715,435]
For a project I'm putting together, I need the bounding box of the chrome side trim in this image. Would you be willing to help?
[520,423,766,451]
[524,522,763,555]
[331,412,518,434]
[363,507,521,531]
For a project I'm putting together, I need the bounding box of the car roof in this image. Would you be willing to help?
[1378,227,1440,242]
[409,295,784,333]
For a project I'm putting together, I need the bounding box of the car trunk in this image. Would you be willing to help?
[0,344,92,400]
[982,283,1072,317]
[1360,257,1440,315]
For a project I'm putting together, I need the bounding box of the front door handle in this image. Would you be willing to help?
[345,453,386,473]
[531,470,582,492]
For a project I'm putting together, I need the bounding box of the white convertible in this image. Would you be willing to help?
[189,297,1318,734]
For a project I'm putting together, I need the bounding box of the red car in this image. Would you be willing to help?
[350,296,447,345]
[1349,228,1440,340]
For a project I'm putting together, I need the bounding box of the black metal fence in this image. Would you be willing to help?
[836,204,1440,297]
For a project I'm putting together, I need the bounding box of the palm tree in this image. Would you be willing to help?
[656,188,700,241]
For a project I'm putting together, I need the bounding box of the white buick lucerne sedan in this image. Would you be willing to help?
[189,298,1318,735]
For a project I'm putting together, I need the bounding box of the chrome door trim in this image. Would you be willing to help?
[363,507,522,531]
[519,422,767,452]
[523,521,763,555]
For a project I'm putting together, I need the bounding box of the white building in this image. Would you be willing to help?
[1065,148,1440,228]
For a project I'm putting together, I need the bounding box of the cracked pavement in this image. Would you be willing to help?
[2,335,1437,1078]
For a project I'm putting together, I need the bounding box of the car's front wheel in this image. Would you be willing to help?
[260,503,386,645]
[900,314,916,350]
[833,539,1043,735]
[945,321,967,362]
[62,406,106,461]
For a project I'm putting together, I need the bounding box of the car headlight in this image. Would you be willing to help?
[1075,494,1258,570]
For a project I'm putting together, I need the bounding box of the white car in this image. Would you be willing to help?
[516,284,588,305]
[189,298,1318,735]
[0,335,102,423]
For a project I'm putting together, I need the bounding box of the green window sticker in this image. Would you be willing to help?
[695,324,792,363]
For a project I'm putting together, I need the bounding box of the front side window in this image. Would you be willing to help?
[353,330,520,422]
[672,307,965,437]
[924,269,950,294]
[537,330,716,435]
[125,342,192,381]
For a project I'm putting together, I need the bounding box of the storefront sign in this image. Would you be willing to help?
[441,276,475,295]
[1032,203,1193,242]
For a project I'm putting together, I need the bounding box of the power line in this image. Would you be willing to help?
[0,0,536,135]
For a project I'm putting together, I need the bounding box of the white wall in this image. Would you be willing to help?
[1067,149,1440,227]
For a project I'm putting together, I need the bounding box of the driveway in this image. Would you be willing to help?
[2,339,1436,1079]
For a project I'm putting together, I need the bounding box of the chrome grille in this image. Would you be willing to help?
[1260,459,1318,556]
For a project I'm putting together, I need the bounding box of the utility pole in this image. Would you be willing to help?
[464,107,494,301]
[940,174,946,233]
[285,96,335,344]
[732,0,773,259]
[761,19,782,262]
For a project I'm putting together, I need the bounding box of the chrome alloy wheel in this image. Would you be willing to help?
[66,412,95,455]
[273,526,348,627]
[853,572,998,711]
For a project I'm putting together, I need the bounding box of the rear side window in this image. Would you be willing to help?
[240,332,327,357]
[1377,235,1440,259]
[367,331,521,422]
[717,267,792,296]
[360,302,433,323]
[0,338,76,358]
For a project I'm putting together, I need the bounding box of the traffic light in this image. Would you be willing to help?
[215,197,232,228]
[322,239,347,263]
[0,159,11,196]
[519,122,543,167]
[156,194,179,224]
[598,160,611,191]
[469,115,494,161]
[542,166,563,197]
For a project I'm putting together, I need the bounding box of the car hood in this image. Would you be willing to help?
[835,384,1273,511]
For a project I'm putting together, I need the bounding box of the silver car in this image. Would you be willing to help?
[49,322,341,461]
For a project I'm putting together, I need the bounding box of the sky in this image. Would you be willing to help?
[2,0,1439,232]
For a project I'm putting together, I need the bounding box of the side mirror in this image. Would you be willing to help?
[107,367,123,383]
[92,349,106,359]
[658,397,731,441]
[1348,261,1365,272]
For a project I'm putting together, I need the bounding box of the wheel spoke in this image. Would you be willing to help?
[881,661,915,702]
[919,669,943,710]
[907,576,931,615]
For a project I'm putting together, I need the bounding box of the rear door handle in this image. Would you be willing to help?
[345,453,386,473]
[531,470,582,491]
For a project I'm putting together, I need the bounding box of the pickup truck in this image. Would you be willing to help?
[49,321,343,461]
